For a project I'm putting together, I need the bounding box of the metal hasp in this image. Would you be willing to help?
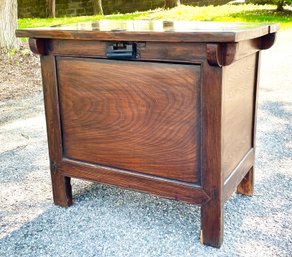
[106,42,136,59]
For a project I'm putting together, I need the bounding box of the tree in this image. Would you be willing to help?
[165,0,181,9]
[0,0,19,51]
[93,0,104,15]
[273,0,292,11]
[46,0,56,18]
[249,0,292,11]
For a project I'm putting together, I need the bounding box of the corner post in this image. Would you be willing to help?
[30,38,73,207]
[200,44,227,247]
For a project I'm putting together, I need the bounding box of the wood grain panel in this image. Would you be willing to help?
[223,149,254,202]
[16,22,279,43]
[222,54,257,180]
[60,158,210,205]
[139,42,205,62]
[49,40,205,63]
[50,40,106,56]
[57,58,201,183]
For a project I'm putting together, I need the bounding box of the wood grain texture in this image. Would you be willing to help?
[206,43,223,67]
[40,55,73,206]
[222,54,257,180]
[138,42,206,62]
[61,158,210,205]
[206,43,237,67]
[21,22,279,248]
[201,200,224,248]
[49,39,107,56]
[40,55,62,164]
[57,58,201,183]
[236,167,254,196]
[236,51,261,196]
[49,40,206,63]
[200,61,224,248]
[15,29,236,42]
[50,171,73,207]
[223,149,254,202]
[15,21,279,43]
[29,38,47,55]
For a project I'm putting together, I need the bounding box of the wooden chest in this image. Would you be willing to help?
[16,20,278,248]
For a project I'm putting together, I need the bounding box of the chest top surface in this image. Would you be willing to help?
[16,20,279,43]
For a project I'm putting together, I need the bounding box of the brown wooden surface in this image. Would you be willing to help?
[50,39,106,56]
[138,42,205,62]
[48,38,271,67]
[236,51,261,196]
[29,38,47,55]
[223,149,254,202]
[260,33,277,50]
[40,55,73,207]
[57,58,201,183]
[49,40,206,62]
[200,61,224,248]
[15,20,279,43]
[61,158,210,205]
[22,24,278,248]
[237,167,254,196]
[222,53,257,180]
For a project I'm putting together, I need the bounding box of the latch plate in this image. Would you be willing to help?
[106,42,137,59]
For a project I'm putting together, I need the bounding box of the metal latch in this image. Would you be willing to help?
[106,42,136,59]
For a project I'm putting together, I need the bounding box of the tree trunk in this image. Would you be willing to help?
[165,0,181,8]
[276,3,284,11]
[276,0,288,11]
[93,0,104,15]
[0,0,19,51]
[46,0,56,18]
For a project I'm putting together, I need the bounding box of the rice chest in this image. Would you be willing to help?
[16,20,278,247]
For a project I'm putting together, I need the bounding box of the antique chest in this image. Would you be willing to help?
[16,20,278,247]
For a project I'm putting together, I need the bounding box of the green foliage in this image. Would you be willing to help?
[249,0,292,3]
[142,4,292,26]
[9,48,16,57]
[18,12,151,29]
[18,4,292,30]
[248,0,292,10]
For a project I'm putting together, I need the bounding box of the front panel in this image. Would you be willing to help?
[57,58,202,184]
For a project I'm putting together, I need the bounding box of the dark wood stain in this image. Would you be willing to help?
[222,54,257,180]
[200,62,224,247]
[223,149,254,202]
[16,20,279,43]
[61,158,210,205]
[16,21,279,248]
[57,58,201,183]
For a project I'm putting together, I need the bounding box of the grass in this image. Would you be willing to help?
[18,12,149,29]
[18,4,292,30]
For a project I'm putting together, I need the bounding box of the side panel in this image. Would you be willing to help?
[222,54,257,180]
[57,58,202,184]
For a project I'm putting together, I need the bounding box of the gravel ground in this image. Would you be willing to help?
[0,30,291,257]
[0,43,42,101]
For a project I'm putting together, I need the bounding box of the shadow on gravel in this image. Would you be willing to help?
[0,116,48,184]
[1,175,290,256]
[257,100,292,165]
[0,96,291,256]
[0,182,202,256]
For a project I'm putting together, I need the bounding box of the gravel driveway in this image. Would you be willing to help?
[0,30,291,257]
